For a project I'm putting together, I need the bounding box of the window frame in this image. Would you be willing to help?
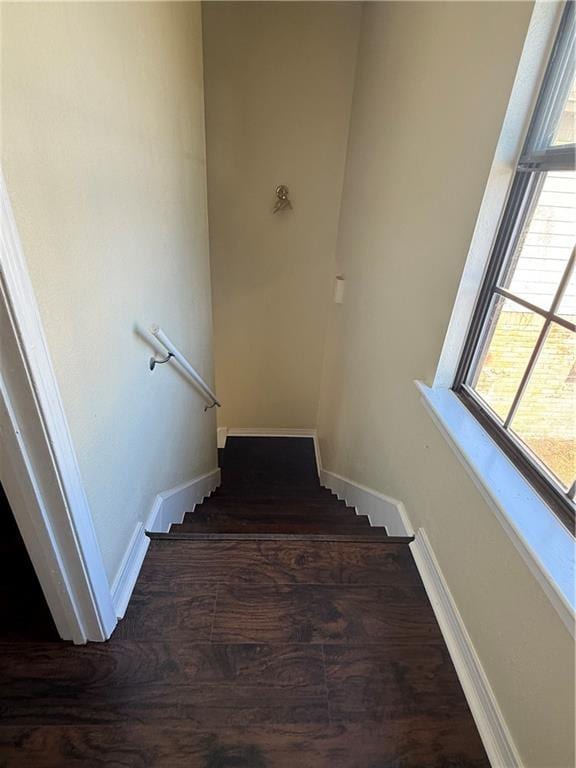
[453,1,576,534]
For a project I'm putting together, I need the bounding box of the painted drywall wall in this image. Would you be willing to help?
[203,1,361,429]
[1,2,216,585]
[316,2,575,766]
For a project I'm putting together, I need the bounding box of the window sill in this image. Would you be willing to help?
[416,381,575,636]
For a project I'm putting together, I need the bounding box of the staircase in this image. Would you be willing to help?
[130,438,488,766]
[151,437,408,541]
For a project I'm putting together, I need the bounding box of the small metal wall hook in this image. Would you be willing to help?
[273,185,293,214]
[149,352,173,371]
[204,401,219,412]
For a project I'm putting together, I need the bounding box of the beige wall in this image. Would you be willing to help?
[203,1,361,428]
[317,3,574,766]
[1,2,216,584]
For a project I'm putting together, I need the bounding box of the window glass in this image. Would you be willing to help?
[510,323,575,488]
[552,77,576,146]
[471,297,545,421]
[500,171,576,310]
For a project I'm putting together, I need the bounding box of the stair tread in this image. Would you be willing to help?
[205,498,346,503]
[192,505,360,517]
[207,502,341,508]
[186,505,368,524]
[206,496,344,504]
[204,501,348,509]
[149,531,408,542]
[170,522,380,534]
[213,492,336,501]
[188,517,367,527]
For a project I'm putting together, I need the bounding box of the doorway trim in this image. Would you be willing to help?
[0,171,116,642]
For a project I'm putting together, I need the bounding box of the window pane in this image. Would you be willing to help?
[500,171,576,310]
[552,76,575,146]
[510,323,575,489]
[471,297,544,421]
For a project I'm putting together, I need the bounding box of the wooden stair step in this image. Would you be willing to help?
[149,531,407,542]
[183,512,370,528]
[193,504,358,517]
[210,490,331,500]
[167,521,383,535]
[184,509,369,525]
[202,495,348,506]
[206,497,345,506]
[192,512,360,523]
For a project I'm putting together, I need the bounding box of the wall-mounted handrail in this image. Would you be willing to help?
[149,324,220,410]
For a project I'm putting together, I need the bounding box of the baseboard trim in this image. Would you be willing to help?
[110,469,220,619]
[217,427,228,449]
[410,529,521,768]
[111,523,149,619]
[146,468,221,533]
[225,427,317,438]
[319,468,413,537]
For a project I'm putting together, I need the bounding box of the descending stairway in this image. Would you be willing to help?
[153,437,409,541]
[122,439,488,767]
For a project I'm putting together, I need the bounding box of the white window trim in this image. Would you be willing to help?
[417,383,574,636]
[434,1,565,390]
[422,0,575,637]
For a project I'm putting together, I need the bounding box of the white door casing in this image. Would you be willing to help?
[0,170,116,643]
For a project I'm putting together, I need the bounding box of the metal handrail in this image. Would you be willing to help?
[149,324,220,410]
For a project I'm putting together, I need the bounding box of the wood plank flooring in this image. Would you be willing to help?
[0,439,489,766]
[0,538,490,767]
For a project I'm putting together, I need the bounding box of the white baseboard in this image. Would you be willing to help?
[410,529,521,768]
[146,468,221,533]
[319,468,413,536]
[225,427,317,438]
[111,522,149,619]
[217,427,228,449]
[110,469,220,619]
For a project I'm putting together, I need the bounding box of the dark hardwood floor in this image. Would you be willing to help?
[0,439,490,767]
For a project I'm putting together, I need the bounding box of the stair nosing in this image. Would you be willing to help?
[147,531,413,543]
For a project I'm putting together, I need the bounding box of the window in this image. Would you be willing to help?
[455,2,575,532]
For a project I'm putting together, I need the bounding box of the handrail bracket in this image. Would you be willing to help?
[148,324,221,410]
[149,352,173,371]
